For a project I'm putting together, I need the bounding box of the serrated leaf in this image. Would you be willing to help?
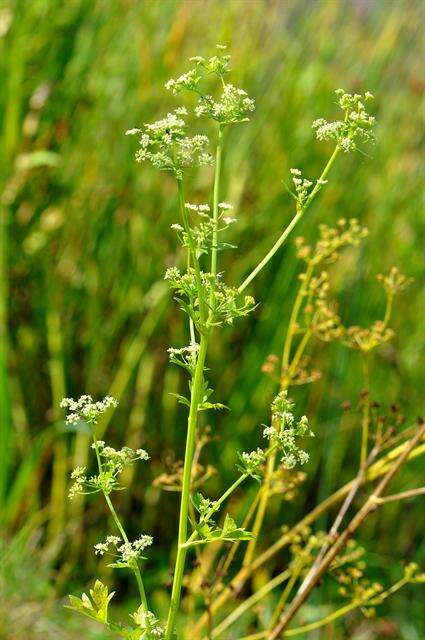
[198,401,228,411]
[189,513,255,546]
[217,242,237,251]
[68,580,114,624]
[107,561,130,569]
[169,392,191,407]
[194,520,213,538]
[191,492,205,513]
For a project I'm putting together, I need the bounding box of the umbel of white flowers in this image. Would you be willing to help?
[60,395,118,425]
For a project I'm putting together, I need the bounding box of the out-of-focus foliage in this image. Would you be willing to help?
[1,0,424,637]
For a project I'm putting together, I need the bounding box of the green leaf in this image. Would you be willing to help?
[67,580,114,625]
[191,492,205,513]
[107,561,130,569]
[190,512,254,546]
[90,580,115,622]
[169,392,191,407]
[198,401,228,411]
[194,520,213,538]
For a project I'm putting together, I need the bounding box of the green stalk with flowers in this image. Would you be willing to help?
[62,46,424,640]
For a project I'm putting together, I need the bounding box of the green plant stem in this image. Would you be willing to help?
[166,132,225,634]
[165,333,209,638]
[287,328,313,380]
[177,177,207,323]
[373,485,425,504]
[281,262,314,380]
[181,473,249,549]
[238,147,340,294]
[92,436,150,621]
[242,451,276,567]
[211,125,224,278]
[242,287,313,568]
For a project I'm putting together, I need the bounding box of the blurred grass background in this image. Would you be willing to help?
[1,0,424,638]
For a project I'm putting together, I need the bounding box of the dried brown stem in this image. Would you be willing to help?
[268,422,425,639]
[192,432,425,635]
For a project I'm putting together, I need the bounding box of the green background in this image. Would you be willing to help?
[1,0,424,638]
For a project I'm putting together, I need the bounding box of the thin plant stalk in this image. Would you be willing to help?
[211,125,224,278]
[238,147,340,294]
[165,334,209,636]
[92,436,150,618]
[242,266,314,569]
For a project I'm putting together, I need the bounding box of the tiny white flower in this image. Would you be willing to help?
[125,128,141,136]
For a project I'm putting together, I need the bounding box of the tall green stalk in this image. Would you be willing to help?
[166,125,224,637]
[165,333,209,636]
[211,125,224,278]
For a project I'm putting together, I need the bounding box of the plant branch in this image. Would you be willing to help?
[238,147,340,294]
[269,422,425,638]
[92,436,150,621]
[192,429,425,635]
[372,486,425,504]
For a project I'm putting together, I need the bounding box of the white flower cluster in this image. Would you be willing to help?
[377,267,413,296]
[184,202,211,216]
[263,391,314,469]
[172,201,236,256]
[238,448,266,479]
[68,440,149,499]
[195,83,255,125]
[165,68,201,94]
[69,466,87,499]
[312,89,375,153]
[94,535,121,555]
[165,45,231,97]
[167,344,200,375]
[118,535,154,564]
[94,534,153,564]
[189,45,231,77]
[131,607,164,638]
[195,494,218,518]
[126,109,212,178]
[60,395,118,426]
[95,441,149,469]
[289,168,328,209]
